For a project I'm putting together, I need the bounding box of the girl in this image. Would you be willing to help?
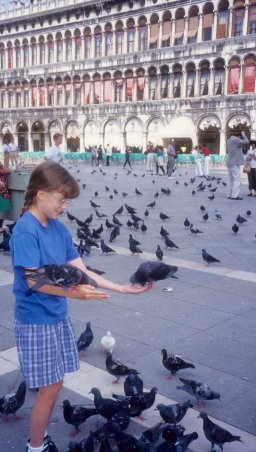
[10,161,151,452]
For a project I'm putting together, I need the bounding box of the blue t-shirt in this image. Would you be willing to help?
[10,211,79,324]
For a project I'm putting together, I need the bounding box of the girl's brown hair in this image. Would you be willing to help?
[23,161,80,211]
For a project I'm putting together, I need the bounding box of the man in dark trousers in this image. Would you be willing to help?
[167,139,176,179]
[226,131,249,200]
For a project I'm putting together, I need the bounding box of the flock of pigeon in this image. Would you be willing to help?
[0,164,252,451]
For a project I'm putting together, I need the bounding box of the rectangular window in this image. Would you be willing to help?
[173,75,181,97]
[115,78,122,102]
[217,10,229,38]
[31,45,37,65]
[137,76,145,100]
[139,27,148,51]
[85,36,92,58]
[47,85,54,106]
[174,19,184,45]
[116,32,124,54]
[0,51,5,69]
[249,6,256,34]
[94,80,101,103]
[16,48,21,67]
[57,41,62,62]
[57,84,62,105]
[105,33,113,56]
[161,21,171,47]
[8,48,13,69]
[200,72,209,95]
[75,38,81,60]
[24,46,29,66]
[127,29,135,53]
[149,77,157,100]
[187,16,198,43]
[65,83,71,105]
[40,44,45,65]
[126,78,134,100]
[104,80,112,102]
[32,86,37,107]
[187,73,195,97]
[84,81,90,104]
[74,83,81,105]
[214,69,224,95]
[244,65,256,92]
[203,13,213,41]
[39,86,45,106]
[95,35,102,58]
[24,88,29,107]
[161,76,169,98]
[149,23,158,49]
[0,91,5,108]
[66,40,72,61]
[8,91,12,108]
[48,42,54,64]
[233,8,244,36]
[228,67,240,93]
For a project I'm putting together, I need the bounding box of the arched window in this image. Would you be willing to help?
[56,77,63,106]
[228,57,240,94]
[7,42,13,69]
[127,19,135,53]
[149,14,159,49]
[160,65,169,98]
[249,0,256,34]
[64,76,72,105]
[202,3,214,41]
[174,9,185,45]
[214,58,225,95]
[93,74,101,103]
[74,76,81,105]
[39,37,45,65]
[162,11,172,47]
[22,81,29,107]
[7,82,13,107]
[0,83,5,108]
[94,26,102,58]
[173,64,182,97]
[48,35,54,64]
[114,71,123,102]
[56,33,63,63]
[125,70,134,101]
[103,73,112,102]
[105,24,113,56]
[31,80,37,107]
[138,17,148,51]
[47,78,54,106]
[200,60,210,95]
[83,75,91,104]
[23,39,29,66]
[186,63,196,97]
[243,55,256,92]
[137,68,145,101]
[15,40,21,67]
[65,32,72,61]
[75,30,81,60]
[217,0,229,39]
[187,7,199,43]
[0,44,5,69]
[148,67,157,100]
[15,82,21,107]
[84,28,92,59]
[39,79,45,107]
[232,0,245,36]
[116,21,124,54]
[31,38,37,65]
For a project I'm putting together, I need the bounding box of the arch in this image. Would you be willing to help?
[66,120,80,152]
[197,115,221,154]
[158,116,197,149]
[147,116,166,146]
[84,120,100,147]
[17,120,28,151]
[125,117,143,149]
[226,113,251,138]
[31,120,45,152]
[104,118,122,149]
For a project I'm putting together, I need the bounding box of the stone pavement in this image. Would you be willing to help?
[0,162,256,451]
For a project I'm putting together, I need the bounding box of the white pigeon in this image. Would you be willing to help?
[101,331,115,353]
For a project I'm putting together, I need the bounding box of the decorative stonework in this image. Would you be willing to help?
[228,114,251,129]
[199,115,221,130]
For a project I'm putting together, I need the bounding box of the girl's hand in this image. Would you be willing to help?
[69,284,110,300]
[120,283,153,294]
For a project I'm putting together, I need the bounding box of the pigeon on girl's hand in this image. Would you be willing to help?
[24,264,97,296]
[101,332,116,353]
[198,411,242,451]
[155,400,193,424]
[0,381,26,421]
[130,261,178,286]
[124,373,143,396]
[77,322,93,353]
[105,352,140,383]
[161,349,195,378]
[63,399,97,436]
[177,378,221,407]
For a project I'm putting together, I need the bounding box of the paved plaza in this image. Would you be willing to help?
[0,161,256,451]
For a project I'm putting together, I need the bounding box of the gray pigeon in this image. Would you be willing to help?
[130,262,178,286]
[198,411,242,451]
[202,248,220,265]
[77,322,93,353]
[155,400,193,424]
[177,378,220,407]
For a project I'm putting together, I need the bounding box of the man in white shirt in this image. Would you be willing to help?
[9,139,19,167]
[44,133,63,163]
[105,144,112,166]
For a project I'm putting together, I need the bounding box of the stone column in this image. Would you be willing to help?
[123,28,128,54]
[198,14,203,42]
[224,66,229,95]
[144,77,149,100]
[170,19,175,46]
[158,21,163,44]
[102,32,106,57]
[80,127,84,152]
[182,70,187,98]
[62,133,67,152]
[243,3,249,35]
[183,16,189,44]
[213,10,218,40]
[228,8,233,37]
[142,131,147,152]
[134,26,139,53]
[169,74,174,98]
[27,131,33,152]
[219,129,226,155]
[209,65,214,96]
[238,63,244,93]
[133,76,137,101]
[72,37,75,61]
[194,69,200,97]
[81,35,85,59]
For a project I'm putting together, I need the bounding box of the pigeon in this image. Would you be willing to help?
[209,187,217,192]
[154,191,159,198]
[105,352,140,383]
[76,218,86,228]
[236,214,247,224]
[232,223,239,234]
[114,429,150,451]
[160,226,169,238]
[164,234,179,250]
[24,264,97,296]
[94,190,98,197]
[184,218,190,229]
[160,432,198,451]
[85,213,93,224]
[130,261,178,285]
[101,240,116,255]
[144,209,149,217]
[202,248,220,265]
[222,181,227,186]
[141,223,147,233]
[214,209,222,220]
[135,188,142,195]
[77,322,93,353]
[124,373,143,396]
[109,225,120,242]
[155,400,193,424]
[95,210,107,219]
[67,212,77,222]
[177,378,221,407]
[114,189,119,195]
[160,212,170,221]
[203,212,209,222]
[160,423,185,443]
[125,204,137,215]
[200,205,206,212]
[94,223,103,235]
[139,422,163,445]
[126,220,133,229]
[122,192,128,197]
[113,387,158,420]
[208,194,215,200]
[114,206,123,215]
[198,411,242,451]
[190,224,203,235]
[89,387,124,419]
[156,245,163,261]
[105,186,109,192]
[101,332,116,353]
[129,234,141,246]
[113,215,123,226]
[0,231,11,252]
[82,184,86,189]
[246,210,252,216]
[63,399,97,436]
[0,381,26,421]
[131,213,143,223]
[106,219,114,229]
[161,349,195,378]
[90,200,100,209]
[110,405,131,431]
[192,189,196,195]
[129,241,143,255]
[147,200,156,208]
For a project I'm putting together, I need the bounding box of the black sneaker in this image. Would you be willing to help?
[231,196,243,200]
[43,436,59,452]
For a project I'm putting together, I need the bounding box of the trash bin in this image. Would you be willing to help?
[4,171,32,221]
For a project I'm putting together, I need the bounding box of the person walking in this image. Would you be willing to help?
[3,140,10,168]
[10,161,151,452]
[167,139,176,178]
[97,145,103,166]
[44,133,63,163]
[202,143,210,177]
[226,131,249,200]
[105,144,112,166]
[123,148,132,169]
[9,138,19,167]
[146,141,154,172]
[192,145,203,177]
[246,141,256,196]
[91,146,97,166]
[156,146,165,175]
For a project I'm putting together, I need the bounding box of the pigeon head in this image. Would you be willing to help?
[161,349,168,359]
[63,399,71,407]
[197,411,208,419]
[211,391,221,400]
[155,403,165,411]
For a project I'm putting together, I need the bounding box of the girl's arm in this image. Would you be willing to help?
[67,257,152,294]
[26,278,110,300]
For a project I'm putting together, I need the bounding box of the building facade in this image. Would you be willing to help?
[0,0,255,154]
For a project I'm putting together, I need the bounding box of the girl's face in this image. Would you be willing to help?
[37,191,70,219]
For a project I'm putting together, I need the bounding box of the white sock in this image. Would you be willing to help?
[44,431,48,439]
[27,444,44,452]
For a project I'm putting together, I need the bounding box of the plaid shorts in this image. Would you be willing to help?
[14,317,79,388]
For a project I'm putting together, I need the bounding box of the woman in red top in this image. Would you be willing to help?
[202,144,210,177]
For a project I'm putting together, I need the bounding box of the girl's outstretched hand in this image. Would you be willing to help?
[69,284,110,300]
[120,283,153,294]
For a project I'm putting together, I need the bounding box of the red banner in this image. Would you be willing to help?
[32,86,37,103]
[137,77,145,90]
[65,83,71,92]
[84,81,90,104]
[126,78,134,97]
[39,86,45,106]
[104,80,111,102]
[228,67,240,93]
[244,65,256,92]
[94,80,101,102]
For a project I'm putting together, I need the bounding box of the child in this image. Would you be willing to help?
[44,133,63,163]
[10,161,151,452]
